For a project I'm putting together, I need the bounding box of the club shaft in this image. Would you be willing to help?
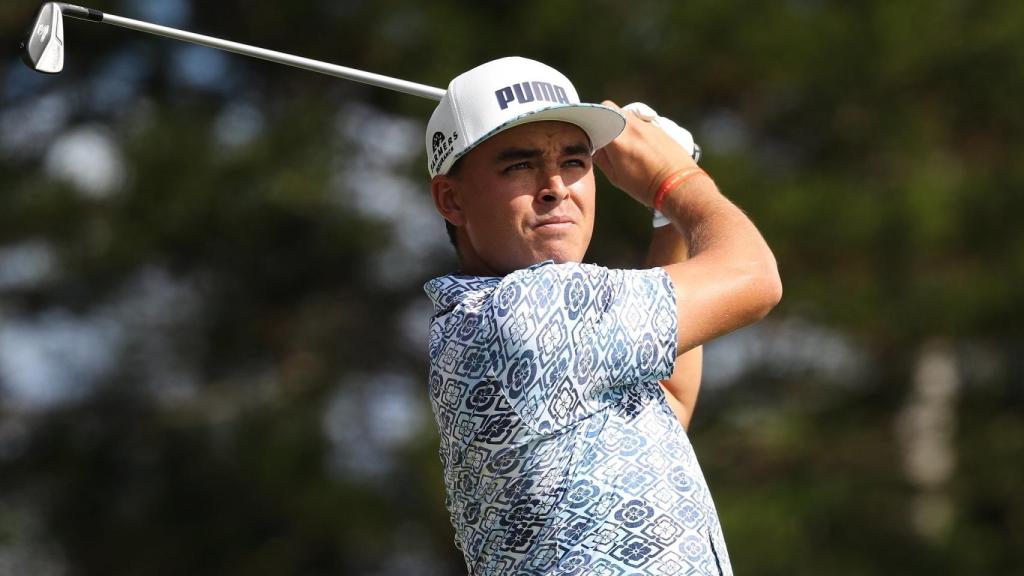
[56,3,446,101]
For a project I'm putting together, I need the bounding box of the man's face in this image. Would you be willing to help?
[433,121,596,276]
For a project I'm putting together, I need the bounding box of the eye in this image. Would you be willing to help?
[503,161,532,173]
[563,158,588,169]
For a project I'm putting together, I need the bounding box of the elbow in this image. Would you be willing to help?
[752,256,783,320]
[734,255,782,324]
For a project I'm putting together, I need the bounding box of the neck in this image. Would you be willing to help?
[453,229,504,276]
[456,254,502,277]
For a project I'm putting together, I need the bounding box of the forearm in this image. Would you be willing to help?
[660,349,701,429]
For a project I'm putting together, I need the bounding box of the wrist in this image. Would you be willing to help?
[653,168,709,211]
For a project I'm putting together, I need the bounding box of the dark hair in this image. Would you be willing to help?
[441,155,465,250]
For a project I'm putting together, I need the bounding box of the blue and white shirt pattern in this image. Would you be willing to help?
[425,261,732,575]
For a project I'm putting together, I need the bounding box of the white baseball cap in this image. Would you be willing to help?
[425,56,626,177]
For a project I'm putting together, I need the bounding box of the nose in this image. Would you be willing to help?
[538,174,570,204]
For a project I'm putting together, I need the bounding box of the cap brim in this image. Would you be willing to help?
[442,103,625,175]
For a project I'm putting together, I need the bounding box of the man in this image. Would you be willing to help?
[423,57,781,575]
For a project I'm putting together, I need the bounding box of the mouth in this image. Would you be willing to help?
[534,216,575,230]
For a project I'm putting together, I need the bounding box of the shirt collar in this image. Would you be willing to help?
[423,274,500,314]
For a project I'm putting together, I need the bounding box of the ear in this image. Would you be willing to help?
[431,174,466,227]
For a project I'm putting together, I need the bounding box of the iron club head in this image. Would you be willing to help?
[21,3,65,74]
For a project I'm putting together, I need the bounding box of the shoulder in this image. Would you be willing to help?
[493,261,603,314]
[497,260,671,299]
[491,261,674,325]
[425,261,672,318]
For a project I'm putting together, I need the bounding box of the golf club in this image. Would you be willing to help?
[20,2,447,101]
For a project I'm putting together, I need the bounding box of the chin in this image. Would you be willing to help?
[533,244,585,265]
[546,253,583,265]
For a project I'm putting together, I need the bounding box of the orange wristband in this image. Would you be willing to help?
[653,168,708,211]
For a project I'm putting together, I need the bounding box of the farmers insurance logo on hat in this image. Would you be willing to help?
[426,56,626,177]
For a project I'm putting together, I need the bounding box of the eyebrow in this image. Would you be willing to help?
[494,142,592,163]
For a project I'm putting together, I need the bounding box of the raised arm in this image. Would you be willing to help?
[595,101,782,355]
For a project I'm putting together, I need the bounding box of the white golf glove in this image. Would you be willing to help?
[622,102,701,227]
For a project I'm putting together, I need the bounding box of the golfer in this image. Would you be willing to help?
[423,57,781,575]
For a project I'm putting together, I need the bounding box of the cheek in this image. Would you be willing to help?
[464,194,525,248]
[573,176,597,216]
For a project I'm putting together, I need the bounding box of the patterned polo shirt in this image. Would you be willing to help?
[424,261,732,576]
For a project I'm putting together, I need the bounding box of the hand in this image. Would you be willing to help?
[622,102,701,162]
[594,100,700,207]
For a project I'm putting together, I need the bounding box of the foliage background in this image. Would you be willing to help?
[1,0,1021,574]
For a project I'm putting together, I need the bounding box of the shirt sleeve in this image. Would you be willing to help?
[490,262,677,432]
